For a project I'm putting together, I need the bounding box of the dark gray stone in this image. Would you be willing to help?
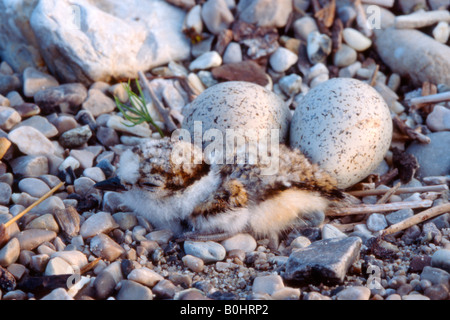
[406,132,450,178]
[0,74,21,95]
[284,236,362,285]
[33,83,87,115]
[386,209,414,226]
[420,266,450,288]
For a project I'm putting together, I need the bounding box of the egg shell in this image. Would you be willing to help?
[290,78,393,189]
[181,81,292,146]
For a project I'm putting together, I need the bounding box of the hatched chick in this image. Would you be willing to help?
[95,137,346,245]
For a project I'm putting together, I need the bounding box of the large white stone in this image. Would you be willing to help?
[8,126,55,156]
[27,0,190,85]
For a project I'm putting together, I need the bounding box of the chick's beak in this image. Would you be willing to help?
[94,176,127,192]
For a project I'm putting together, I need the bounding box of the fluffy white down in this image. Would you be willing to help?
[118,149,140,185]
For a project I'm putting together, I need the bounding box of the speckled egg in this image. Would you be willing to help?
[290,78,393,189]
[182,81,291,146]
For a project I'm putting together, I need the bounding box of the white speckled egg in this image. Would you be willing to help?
[290,78,393,189]
[182,81,291,146]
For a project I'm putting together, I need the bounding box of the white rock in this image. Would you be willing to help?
[8,126,55,156]
[184,241,226,263]
[333,44,357,67]
[0,238,20,267]
[51,250,88,270]
[307,31,332,64]
[0,106,21,131]
[366,213,388,232]
[293,16,319,41]
[252,274,284,295]
[223,42,242,64]
[127,267,164,287]
[290,78,392,188]
[342,28,372,51]
[279,74,303,96]
[41,288,74,300]
[322,224,347,239]
[183,5,203,36]
[90,233,125,261]
[182,254,205,272]
[29,0,190,85]
[308,63,329,82]
[310,73,329,88]
[237,0,292,28]
[269,47,298,73]
[290,236,311,249]
[201,0,234,35]
[58,156,80,172]
[220,233,257,252]
[80,211,119,239]
[426,105,450,132]
[107,115,152,137]
[336,286,371,300]
[433,21,450,44]
[45,257,74,276]
[189,51,222,71]
[22,67,59,98]
[25,214,59,233]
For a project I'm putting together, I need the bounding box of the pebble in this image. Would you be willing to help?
[145,229,174,245]
[0,182,11,206]
[222,42,242,64]
[80,211,119,239]
[336,286,371,300]
[293,16,318,42]
[237,0,292,28]
[375,28,450,87]
[116,280,153,300]
[25,214,59,233]
[278,74,302,96]
[406,132,450,178]
[0,75,21,96]
[96,126,120,147]
[22,67,59,98]
[402,293,430,300]
[395,9,450,29]
[386,209,414,226]
[322,224,347,240]
[152,279,177,299]
[34,83,87,115]
[10,155,49,177]
[201,0,234,35]
[94,260,123,299]
[9,125,56,156]
[59,125,92,149]
[14,229,57,251]
[290,236,311,249]
[82,89,116,117]
[45,256,74,276]
[107,115,152,138]
[220,233,257,252]
[0,238,20,267]
[333,44,357,67]
[366,213,388,232]
[90,234,125,261]
[58,156,80,172]
[184,241,226,263]
[433,21,450,44]
[51,250,88,270]
[0,106,21,130]
[128,267,164,287]
[431,249,450,273]
[421,266,450,287]
[6,92,23,107]
[271,287,301,300]
[284,237,362,284]
[83,167,106,183]
[189,51,222,71]
[182,255,205,272]
[18,177,51,198]
[269,47,298,73]
[14,116,58,138]
[426,105,450,132]
[70,149,95,170]
[342,28,372,52]
[252,274,284,295]
[307,31,332,64]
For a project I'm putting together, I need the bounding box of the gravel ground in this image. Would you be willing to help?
[0,0,449,301]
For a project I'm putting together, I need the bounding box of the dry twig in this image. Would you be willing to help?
[348,184,448,197]
[381,202,450,236]
[393,116,431,144]
[138,71,179,133]
[328,199,433,216]
[376,182,402,204]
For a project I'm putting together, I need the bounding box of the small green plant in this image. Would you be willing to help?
[114,79,164,138]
